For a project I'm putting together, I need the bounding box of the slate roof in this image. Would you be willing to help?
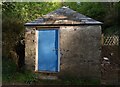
[25,6,102,26]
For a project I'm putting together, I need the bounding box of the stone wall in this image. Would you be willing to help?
[58,25,101,78]
[25,27,36,71]
[25,25,101,78]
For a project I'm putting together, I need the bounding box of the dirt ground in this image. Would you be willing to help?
[101,46,120,85]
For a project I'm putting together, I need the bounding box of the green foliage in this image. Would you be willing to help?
[2,17,24,56]
[2,2,62,22]
[103,26,120,35]
[63,2,106,21]
[2,56,37,84]
[79,3,106,21]
[63,2,119,35]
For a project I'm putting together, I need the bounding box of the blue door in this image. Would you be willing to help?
[37,29,59,72]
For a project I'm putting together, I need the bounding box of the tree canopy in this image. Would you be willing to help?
[2,2,62,22]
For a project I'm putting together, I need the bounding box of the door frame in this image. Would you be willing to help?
[35,28,60,73]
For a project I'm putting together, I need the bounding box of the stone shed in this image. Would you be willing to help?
[24,7,102,79]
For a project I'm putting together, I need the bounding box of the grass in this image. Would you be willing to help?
[2,57,38,85]
[2,56,100,85]
[35,77,100,85]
